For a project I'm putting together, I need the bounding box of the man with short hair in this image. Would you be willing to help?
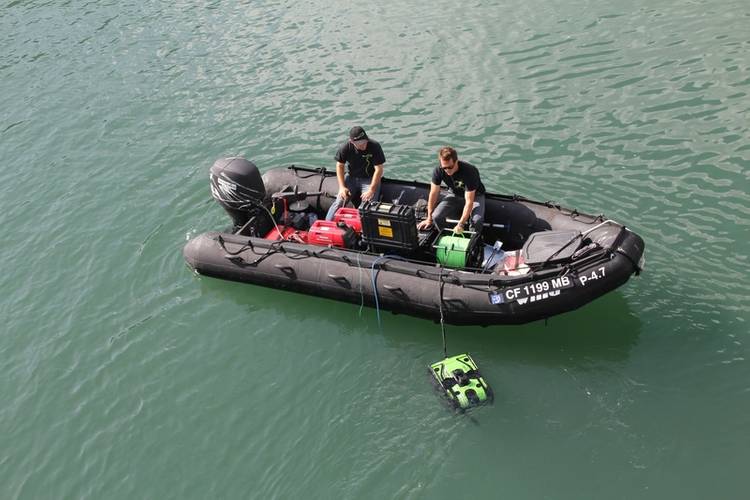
[416,146,485,235]
[325,126,386,220]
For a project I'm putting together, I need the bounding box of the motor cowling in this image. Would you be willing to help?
[209,157,266,229]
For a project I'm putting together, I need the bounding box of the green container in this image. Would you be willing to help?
[435,234,471,268]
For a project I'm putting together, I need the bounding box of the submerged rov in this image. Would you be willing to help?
[429,353,493,410]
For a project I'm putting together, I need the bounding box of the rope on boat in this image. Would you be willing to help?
[356,252,364,316]
[288,164,328,178]
[214,199,626,292]
[438,266,448,359]
[316,169,327,211]
[370,256,389,331]
[370,254,409,331]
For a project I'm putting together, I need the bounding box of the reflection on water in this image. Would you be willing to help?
[198,276,641,365]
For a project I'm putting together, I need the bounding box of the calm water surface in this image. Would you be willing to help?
[1,0,748,498]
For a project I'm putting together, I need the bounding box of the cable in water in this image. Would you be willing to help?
[438,266,447,359]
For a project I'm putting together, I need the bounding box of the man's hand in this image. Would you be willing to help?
[417,217,433,231]
[338,187,351,200]
[361,188,375,202]
[452,222,465,235]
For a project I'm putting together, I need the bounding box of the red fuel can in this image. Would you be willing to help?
[308,220,356,248]
[333,207,362,233]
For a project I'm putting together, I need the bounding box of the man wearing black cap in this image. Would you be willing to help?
[325,126,386,220]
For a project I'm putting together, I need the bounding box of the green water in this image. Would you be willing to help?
[1,0,748,498]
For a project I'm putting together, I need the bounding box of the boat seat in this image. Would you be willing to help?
[521,230,580,265]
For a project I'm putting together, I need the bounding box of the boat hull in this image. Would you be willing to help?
[184,227,643,326]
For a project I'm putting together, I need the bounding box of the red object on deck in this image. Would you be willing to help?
[264,226,308,243]
[501,250,528,275]
[307,220,356,248]
[333,207,362,233]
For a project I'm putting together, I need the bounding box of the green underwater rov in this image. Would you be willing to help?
[429,353,493,410]
[429,263,493,411]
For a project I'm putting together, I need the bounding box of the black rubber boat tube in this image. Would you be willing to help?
[184,229,644,326]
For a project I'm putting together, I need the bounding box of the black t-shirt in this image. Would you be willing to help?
[431,160,485,197]
[334,139,386,178]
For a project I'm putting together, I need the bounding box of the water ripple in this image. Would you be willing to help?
[1,0,749,498]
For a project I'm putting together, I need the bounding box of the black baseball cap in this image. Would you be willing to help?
[349,126,368,141]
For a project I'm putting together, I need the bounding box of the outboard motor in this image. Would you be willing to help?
[209,157,266,229]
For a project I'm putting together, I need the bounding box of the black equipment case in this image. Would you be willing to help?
[359,201,420,253]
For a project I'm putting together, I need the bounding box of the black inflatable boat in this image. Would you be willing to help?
[183,158,645,326]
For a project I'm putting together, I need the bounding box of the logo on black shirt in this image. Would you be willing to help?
[360,152,373,175]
